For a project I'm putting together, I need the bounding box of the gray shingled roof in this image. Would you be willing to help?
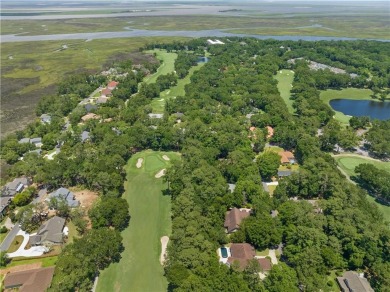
[49,187,79,207]
[81,131,90,142]
[30,216,65,245]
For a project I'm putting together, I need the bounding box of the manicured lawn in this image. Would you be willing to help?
[334,154,390,221]
[256,249,269,256]
[6,256,58,268]
[144,50,177,85]
[7,235,24,253]
[150,60,205,113]
[96,150,180,292]
[274,69,295,114]
[320,88,375,124]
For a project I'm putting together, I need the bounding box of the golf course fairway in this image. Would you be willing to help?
[96,150,180,292]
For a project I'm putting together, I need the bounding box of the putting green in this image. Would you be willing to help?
[96,150,180,292]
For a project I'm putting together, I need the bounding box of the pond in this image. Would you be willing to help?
[197,56,210,63]
[329,99,390,120]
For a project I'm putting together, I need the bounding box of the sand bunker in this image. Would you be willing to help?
[162,155,170,161]
[160,236,169,265]
[155,169,166,178]
[136,158,143,168]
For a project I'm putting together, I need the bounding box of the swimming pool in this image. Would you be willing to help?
[221,247,228,258]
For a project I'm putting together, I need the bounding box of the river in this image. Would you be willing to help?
[2,28,390,43]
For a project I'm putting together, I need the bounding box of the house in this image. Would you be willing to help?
[1,177,31,197]
[224,208,251,233]
[270,210,279,218]
[266,126,274,139]
[258,258,272,272]
[107,81,119,90]
[84,103,97,113]
[19,137,43,148]
[40,114,51,124]
[101,88,112,97]
[81,131,90,142]
[48,187,79,207]
[81,113,100,122]
[227,243,256,270]
[29,216,66,246]
[228,184,236,193]
[96,96,109,104]
[278,151,296,165]
[337,271,374,292]
[277,170,293,178]
[1,197,11,217]
[3,267,55,292]
[207,39,225,45]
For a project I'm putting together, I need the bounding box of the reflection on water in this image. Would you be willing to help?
[330,99,390,120]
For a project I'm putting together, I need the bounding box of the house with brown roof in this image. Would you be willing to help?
[227,243,256,270]
[3,267,55,292]
[107,81,119,90]
[224,208,251,233]
[257,258,272,272]
[278,151,296,165]
[337,271,374,292]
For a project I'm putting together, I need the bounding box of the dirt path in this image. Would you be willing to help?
[162,155,170,161]
[160,236,169,265]
[155,169,166,178]
[136,158,143,168]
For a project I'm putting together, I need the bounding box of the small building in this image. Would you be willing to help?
[18,138,30,144]
[266,126,274,139]
[48,187,79,208]
[107,81,119,90]
[258,258,272,272]
[278,151,296,165]
[1,177,31,197]
[207,39,225,45]
[30,137,43,148]
[40,114,52,124]
[270,210,279,218]
[29,216,66,246]
[228,184,236,193]
[81,131,90,142]
[3,267,55,292]
[81,113,100,122]
[227,243,256,271]
[224,208,251,233]
[148,113,164,119]
[337,271,374,292]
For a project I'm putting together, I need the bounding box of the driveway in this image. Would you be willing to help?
[0,224,19,252]
[7,230,48,258]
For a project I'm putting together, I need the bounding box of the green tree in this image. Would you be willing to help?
[263,262,299,292]
[257,151,280,181]
[89,197,130,231]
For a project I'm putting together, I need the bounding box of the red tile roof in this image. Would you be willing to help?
[107,81,119,89]
[224,208,251,233]
[101,88,112,96]
[266,126,274,139]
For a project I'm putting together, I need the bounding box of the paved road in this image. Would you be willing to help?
[0,224,20,252]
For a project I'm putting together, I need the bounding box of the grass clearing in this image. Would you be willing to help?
[6,256,58,268]
[334,154,390,221]
[151,62,205,113]
[256,249,269,256]
[274,69,295,114]
[7,235,24,253]
[97,150,181,292]
[320,88,375,124]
